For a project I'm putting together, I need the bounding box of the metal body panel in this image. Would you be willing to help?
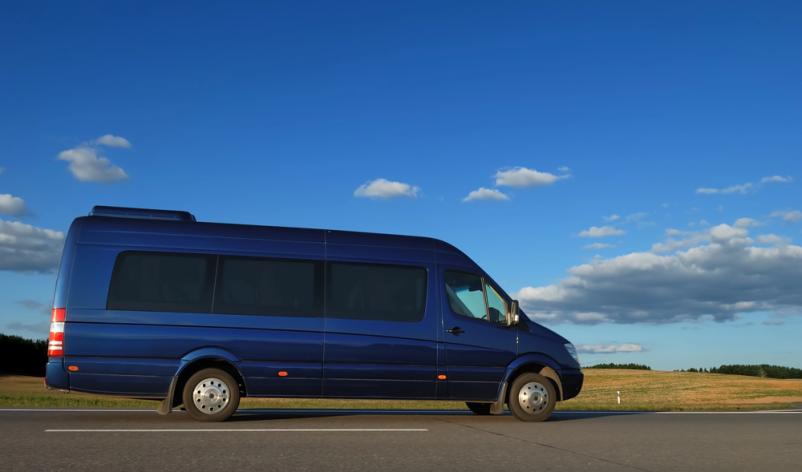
[45,210,582,405]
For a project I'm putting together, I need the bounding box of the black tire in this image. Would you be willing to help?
[508,372,557,422]
[466,402,492,415]
[182,368,240,422]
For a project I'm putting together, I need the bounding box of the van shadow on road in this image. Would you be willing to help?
[225,408,647,422]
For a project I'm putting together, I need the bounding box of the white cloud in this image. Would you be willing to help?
[0,194,26,216]
[462,187,509,202]
[494,166,569,188]
[578,225,625,238]
[770,209,802,223]
[576,343,644,354]
[625,212,648,222]
[760,175,792,184]
[0,219,64,273]
[709,223,748,242]
[95,134,132,149]
[601,212,648,226]
[517,221,802,324]
[696,183,753,195]
[58,146,128,182]
[756,234,790,246]
[734,217,760,228]
[697,175,792,196]
[353,178,420,199]
[651,230,707,253]
[583,242,615,251]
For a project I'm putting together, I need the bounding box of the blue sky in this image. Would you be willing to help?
[2,1,801,370]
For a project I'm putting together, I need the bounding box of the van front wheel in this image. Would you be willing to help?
[182,368,240,422]
[509,372,556,422]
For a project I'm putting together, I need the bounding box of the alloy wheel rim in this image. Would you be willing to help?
[192,377,230,414]
[518,381,549,414]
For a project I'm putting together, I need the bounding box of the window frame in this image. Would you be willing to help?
[325,260,429,323]
[444,269,510,326]
[212,254,324,317]
[106,250,431,322]
[106,250,218,313]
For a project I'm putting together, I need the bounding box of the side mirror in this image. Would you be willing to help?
[506,300,520,326]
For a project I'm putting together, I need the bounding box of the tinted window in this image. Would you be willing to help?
[327,263,427,322]
[444,271,486,320]
[214,257,322,316]
[108,252,215,312]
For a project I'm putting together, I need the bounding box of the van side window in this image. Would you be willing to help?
[485,283,508,324]
[327,263,427,322]
[214,256,322,316]
[445,271,509,324]
[107,252,215,312]
[444,271,486,320]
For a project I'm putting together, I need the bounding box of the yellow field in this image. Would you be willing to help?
[2,369,800,411]
[560,369,802,411]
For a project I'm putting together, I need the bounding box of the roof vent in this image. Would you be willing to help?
[89,206,196,222]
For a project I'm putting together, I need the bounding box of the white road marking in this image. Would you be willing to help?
[45,428,428,433]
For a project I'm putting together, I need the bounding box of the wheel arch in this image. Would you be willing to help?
[158,347,247,414]
[502,354,565,401]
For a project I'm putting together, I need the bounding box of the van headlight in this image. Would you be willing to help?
[564,343,579,363]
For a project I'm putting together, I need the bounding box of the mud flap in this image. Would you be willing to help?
[490,382,507,415]
[156,376,178,416]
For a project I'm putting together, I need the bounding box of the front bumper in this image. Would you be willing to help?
[560,368,583,400]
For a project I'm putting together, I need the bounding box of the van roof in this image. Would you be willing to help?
[76,206,468,257]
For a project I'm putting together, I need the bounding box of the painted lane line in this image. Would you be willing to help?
[45,428,428,433]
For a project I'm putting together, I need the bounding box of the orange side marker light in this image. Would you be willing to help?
[437,374,447,380]
[67,365,79,372]
[278,370,289,377]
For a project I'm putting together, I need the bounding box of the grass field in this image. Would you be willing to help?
[2,369,801,411]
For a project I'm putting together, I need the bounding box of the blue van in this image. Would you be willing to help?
[46,206,582,421]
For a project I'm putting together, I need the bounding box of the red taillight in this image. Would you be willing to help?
[48,308,66,357]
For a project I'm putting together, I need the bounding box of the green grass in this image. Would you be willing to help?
[2,369,801,411]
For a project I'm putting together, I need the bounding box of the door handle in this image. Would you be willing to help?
[446,326,464,336]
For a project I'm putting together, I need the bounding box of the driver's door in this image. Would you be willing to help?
[439,268,517,401]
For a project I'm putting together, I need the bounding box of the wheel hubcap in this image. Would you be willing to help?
[192,377,230,414]
[518,381,549,414]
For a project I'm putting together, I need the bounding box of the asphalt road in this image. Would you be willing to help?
[2,408,800,472]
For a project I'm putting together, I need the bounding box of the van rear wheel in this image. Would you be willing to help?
[182,368,240,422]
[509,372,556,422]
[466,402,492,415]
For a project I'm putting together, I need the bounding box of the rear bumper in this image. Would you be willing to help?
[45,359,70,391]
[560,368,583,400]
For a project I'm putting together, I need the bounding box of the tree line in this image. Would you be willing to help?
[677,364,802,379]
[587,362,802,379]
[588,363,652,370]
[0,334,47,376]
